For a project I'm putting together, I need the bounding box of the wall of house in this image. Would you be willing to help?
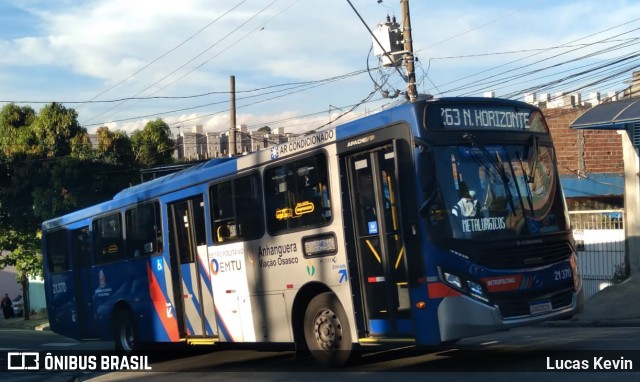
[622,129,640,274]
[543,108,624,176]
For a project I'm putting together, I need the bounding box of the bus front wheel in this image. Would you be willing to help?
[303,292,353,366]
[114,310,138,352]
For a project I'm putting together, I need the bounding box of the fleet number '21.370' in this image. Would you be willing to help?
[554,268,572,281]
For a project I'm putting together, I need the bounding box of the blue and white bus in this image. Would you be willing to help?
[42,97,583,365]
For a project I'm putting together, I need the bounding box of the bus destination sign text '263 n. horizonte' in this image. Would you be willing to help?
[439,106,531,130]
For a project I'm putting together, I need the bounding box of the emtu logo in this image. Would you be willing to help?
[7,352,40,370]
[210,259,220,275]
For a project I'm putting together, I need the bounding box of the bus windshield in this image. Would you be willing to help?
[427,140,569,240]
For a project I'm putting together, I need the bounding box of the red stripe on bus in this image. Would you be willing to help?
[146,263,180,342]
[427,282,461,299]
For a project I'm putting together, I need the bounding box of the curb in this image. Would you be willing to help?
[538,319,640,328]
[35,323,50,331]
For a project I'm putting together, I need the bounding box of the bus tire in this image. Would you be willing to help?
[303,292,353,366]
[114,310,138,352]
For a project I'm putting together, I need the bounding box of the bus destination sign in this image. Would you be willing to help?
[427,104,533,131]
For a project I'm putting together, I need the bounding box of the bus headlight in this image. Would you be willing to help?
[444,272,462,289]
[442,270,489,303]
[467,280,488,302]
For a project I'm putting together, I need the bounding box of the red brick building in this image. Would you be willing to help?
[544,107,624,210]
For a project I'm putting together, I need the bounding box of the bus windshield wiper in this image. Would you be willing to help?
[515,150,535,218]
[523,135,540,185]
[462,133,517,217]
[515,136,540,218]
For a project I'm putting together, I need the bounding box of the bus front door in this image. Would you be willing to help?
[167,196,218,339]
[346,144,412,337]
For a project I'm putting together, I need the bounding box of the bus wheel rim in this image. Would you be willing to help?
[120,324,134,350]
[313,308,343,350]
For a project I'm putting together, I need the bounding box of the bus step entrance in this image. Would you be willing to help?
[186,337,219,345]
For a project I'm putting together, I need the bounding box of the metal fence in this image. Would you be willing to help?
[569,210,625,300]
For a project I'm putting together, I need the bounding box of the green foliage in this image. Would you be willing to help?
[0,103,137,281]
[0,102,149,317]
[0,103,37,156]
[95,126,135,166]
[612,263,630,284]
[0,229,42,279]
[257,125,271,133]
[130,118,175,168]
[70,131,94,160]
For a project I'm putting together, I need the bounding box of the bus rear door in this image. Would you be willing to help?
[167,196,218,340]
[70,226,97,338]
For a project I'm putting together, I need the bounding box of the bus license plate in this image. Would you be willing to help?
[529,300,552,315]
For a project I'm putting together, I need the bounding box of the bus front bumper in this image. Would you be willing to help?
[435,285,585,343]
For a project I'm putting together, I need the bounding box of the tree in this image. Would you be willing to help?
[130,118,175,168]
[0,102,133,320]
[70,130,94,160]
[257,125,271,133]
[0,154,136,319]
[0,229,41,320]
[0,103,37,156]
[30,103,83,158]
[96,126,134,166]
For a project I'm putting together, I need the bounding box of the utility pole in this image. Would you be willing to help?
[229,75,237,157]
[400,0,417,102]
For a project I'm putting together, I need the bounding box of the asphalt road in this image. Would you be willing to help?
[3,325,640,381]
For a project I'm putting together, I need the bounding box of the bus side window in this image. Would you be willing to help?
[264,153,332,235]
[45,229,69,273]
[210,173,264,244]
[235,174,264,238]
[93,213,125,264]
[125,202,162,258]
[211,180,236,243]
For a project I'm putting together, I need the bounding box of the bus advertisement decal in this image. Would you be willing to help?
[94,270,112,297]
[257,243,299,269]
[481,275,528,293]
[427,282,461,299]
[209,243,253,342]
[269,130,335,160]
[145,263,179,342]
[213,305,235,342]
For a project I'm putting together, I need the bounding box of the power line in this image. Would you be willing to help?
[78,0,249,109]
[417,0,542,54]
[2,67,367,106]
[143,0,301,101]
[94,0,302,126]
[503,52,640,99]
[425,38,639,61]
[466,39,640,98]
[446,29,640,96]
[427,17,640,95]
[81,0,280,125]
[83,69,368,128]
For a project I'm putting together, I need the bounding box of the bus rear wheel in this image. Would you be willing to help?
[114,310,138,352]
[303,292,353,366]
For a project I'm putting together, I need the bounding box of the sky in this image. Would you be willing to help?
[1,0,640,136]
